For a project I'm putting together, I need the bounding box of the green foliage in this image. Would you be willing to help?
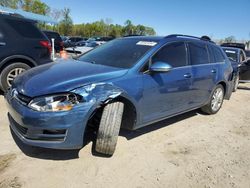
[1,0,156,37]
[58,8,73,35]
[224,36,236,43]
[0,0,21,9]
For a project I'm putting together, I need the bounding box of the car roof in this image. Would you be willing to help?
[122,35,215,44]
[122,36,164,41]
[0,12,35,23]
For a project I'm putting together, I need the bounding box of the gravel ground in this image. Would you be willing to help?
[0,84,250,188]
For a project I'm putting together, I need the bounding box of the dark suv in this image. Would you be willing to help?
[0,13,52,92]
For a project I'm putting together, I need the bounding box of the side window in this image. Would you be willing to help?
[6,18,44,39]
[152,42,187,68]
[212,46,225,63]
[188,42,209,65]
[207,45,215,63]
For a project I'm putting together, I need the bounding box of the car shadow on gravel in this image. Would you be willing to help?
[120,110,198,140]
[238,85,250,90]
[10,110,199,160]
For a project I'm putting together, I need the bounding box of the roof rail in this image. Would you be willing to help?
[165,34,214,43]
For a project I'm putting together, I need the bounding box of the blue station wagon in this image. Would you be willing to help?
[5,35,233,156]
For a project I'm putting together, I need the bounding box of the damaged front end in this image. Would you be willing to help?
[72,82,124,108]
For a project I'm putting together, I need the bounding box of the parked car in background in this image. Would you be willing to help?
[0,13,52,92]
[87,36,114,45]
[222,47,242,91]
[221,43,245,50]
[66,41,99,56]
[245,50,250,58]
[5,35,234,156]
[42,30,63,53]
[63,37,86,48]
[75,40,87,46]
[61,36,68,42]
[222,47,250,87]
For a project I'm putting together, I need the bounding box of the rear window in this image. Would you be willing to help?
[189,42,209,65]
[6,18,44,39]
[223,49,237,62]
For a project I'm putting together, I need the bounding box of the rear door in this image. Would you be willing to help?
[141,41,193,123]
[188,41,215,106]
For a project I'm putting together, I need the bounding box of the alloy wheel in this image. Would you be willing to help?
[211,87,224,112]
[6,68,25,87]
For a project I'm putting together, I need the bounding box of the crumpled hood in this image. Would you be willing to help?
[13,60,128,97]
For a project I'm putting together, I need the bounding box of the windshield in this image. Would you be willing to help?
[78,38,157,68]
[223,49,237,62]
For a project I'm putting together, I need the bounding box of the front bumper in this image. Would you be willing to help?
[5,91,95,149]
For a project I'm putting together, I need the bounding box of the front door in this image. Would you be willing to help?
[140,42,193,124]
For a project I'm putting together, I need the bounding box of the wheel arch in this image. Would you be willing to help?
[216,80,232,100]
[0,55,37,73]
[86,94,138,131]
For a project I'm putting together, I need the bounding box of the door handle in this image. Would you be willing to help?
[184,73,192,78]
[211,69,216,73]
[0,42,6,46]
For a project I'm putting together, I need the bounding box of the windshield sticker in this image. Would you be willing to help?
[136,41,157,46]
[225,50,236,54]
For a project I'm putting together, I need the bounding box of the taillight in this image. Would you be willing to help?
[40,40,52,54]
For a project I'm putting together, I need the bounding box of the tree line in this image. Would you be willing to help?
[0,0,156,37]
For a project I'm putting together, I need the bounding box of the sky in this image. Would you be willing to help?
[42,0,250,40]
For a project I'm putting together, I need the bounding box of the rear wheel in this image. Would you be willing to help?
[95,102,124,156]
[201,84,224,114]
[0,63,31,92]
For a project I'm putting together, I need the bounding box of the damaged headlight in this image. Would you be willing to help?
[28,93,82,112]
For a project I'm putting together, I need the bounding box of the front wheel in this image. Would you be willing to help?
[95,102,124,156]
[0,63,31,92]
[201,84,224,114]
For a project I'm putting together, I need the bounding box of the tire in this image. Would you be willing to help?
[0,63,31,92]
[232,74,239,92]
[95,102,124,156]
[201,84,224,115]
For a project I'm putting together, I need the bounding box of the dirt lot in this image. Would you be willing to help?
[0,84,250,188]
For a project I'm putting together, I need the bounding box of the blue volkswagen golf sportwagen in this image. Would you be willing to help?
[5,35,233,155]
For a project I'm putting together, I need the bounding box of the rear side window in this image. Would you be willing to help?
[212,46,225,63]
[152,42,187,67]
[188,42,209,65]
[6,18,44,39]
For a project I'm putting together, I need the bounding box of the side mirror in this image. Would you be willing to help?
[149,61,172,73]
